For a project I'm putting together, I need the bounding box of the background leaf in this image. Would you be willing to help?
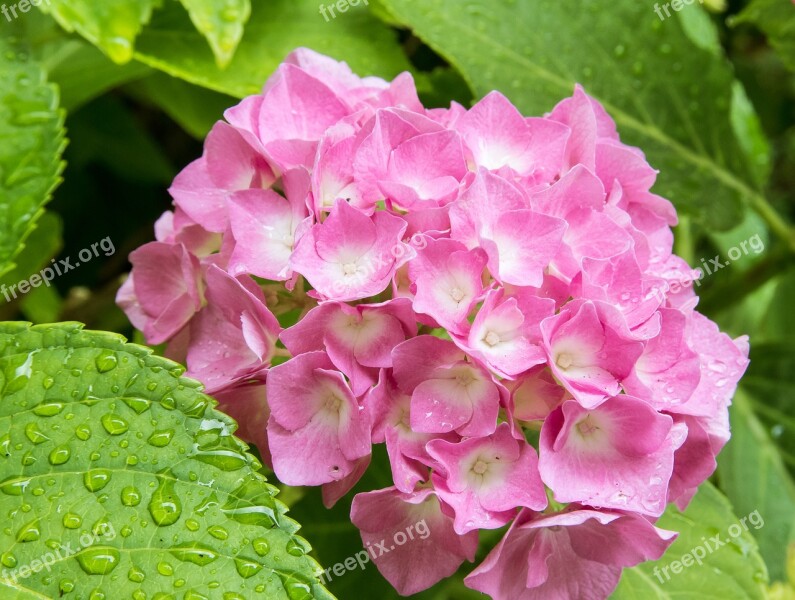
[0,36,66,280]
[611,483,768,599]
[177,0,251,67]
[41,0,161,64]
[734,0,795,72]
[0,322,334,599]
[133,0,413,98]
[718,390,795,582]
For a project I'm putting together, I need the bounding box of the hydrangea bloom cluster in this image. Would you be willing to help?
[118,48,749,598]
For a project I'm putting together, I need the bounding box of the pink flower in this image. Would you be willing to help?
[541,300,643,408]
[367,369,453,492]
[408,237,487,334]
[227,169,312,281]
[459,288,554,377]
[392,336,501,436]
[465,506,676,600]
[117,241,203,345]
[267,351,371,485]
[290,199,412,301]
[351,486,478,595]
[427,423,547,533]
[539,396,684,516]
[507,365,568,422]
[183,266,281,392]
[281,298,416,395]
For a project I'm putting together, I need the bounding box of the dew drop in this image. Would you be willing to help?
[95,351,118,373]
[252,538,270,556]
[234,557,263,579]
[157,561,174,576]
[84,469,112,492]
[279,573,315,600]
[25,422,50,444]
[286,538,307,557]
[49,445,71,465]
[149,470,182,526]
[148,429,175,448]
[63,513,82,529]
[101,413,129,435]
[122,396,152,414]
[171,543,219,566]
[208,525,228,540]
[33,402,65,417]
[17,519,41,542]
[121,486,142,506]
[0,475,30,495]
[1,551,17,568]
[77,546,121,575]
[75,424,92,441]
[185,518,200,532]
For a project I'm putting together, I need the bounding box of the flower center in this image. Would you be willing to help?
[342,262,358,276]
[483,331,501,347]
[577,417,599,436]
[325,395,342,412]
[556,352,573,370]
[450,287,465,302]
[472,460,489,475]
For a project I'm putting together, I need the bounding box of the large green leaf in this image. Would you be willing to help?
[0,322,334,599]
[133,0,413,98]
[376,0,766,231]
[718,389,795,582]
[0,36,66,281]
[178,0,251,68]
[734,0,795,72]
[611,482,768,599]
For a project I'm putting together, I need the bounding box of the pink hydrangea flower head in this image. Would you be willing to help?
[118,49,751,600]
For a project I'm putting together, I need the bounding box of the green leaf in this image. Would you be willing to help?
[10,9,151,111]
[48,41,151,112]
[133,0,413,98]
[718,389,795,582]
[0,322,334,599]
[128,72,238,139]
[0,211,62,295]
[177,0,251,67]
[730,81,772,187]
[734,0,795,72]
[611,482,768,599]
[40,0,161,64]
[377,0,762,231]
[0,36,66,280]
